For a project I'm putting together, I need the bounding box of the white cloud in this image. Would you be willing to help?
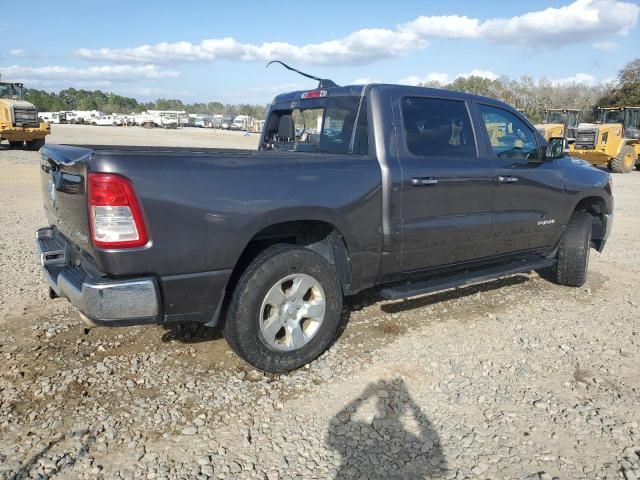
[459,70,499,80]
[0,64,180,83]
[473,0,638,45]
[9,49,28,57]
[399,70,499,86]
[75,0,639,66]
[593,40,619,51]
[399,73,451,86]
[551,72,598,85]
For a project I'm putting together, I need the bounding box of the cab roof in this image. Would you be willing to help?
[271,83,517,111]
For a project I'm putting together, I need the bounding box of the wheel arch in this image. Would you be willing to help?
[572,195,610,251]
[225,219,354,312]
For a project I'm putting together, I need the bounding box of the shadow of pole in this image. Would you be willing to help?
[326,377,447,479]
[9,430,96,480]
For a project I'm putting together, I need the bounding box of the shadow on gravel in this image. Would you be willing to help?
[10,430,96,480]
[159,275,531,349]
[160,321,224,344]
[327,378,447,479]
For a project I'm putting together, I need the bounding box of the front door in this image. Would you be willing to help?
[397,96,495,272]
[476,104,565,255]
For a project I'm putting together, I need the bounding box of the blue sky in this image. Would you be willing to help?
[1,0,639,104]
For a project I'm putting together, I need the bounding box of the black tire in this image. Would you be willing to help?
[8,141,23,148]
[25,139,45,151]
[224,244,343,373]
[610,145,636,173]
[552,211,592,287]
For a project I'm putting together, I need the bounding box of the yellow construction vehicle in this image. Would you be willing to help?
[572,106,640,173]
[0,76,50,150]
[534,108,580,141]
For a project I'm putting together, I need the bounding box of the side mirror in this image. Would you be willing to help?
[546,137,568,160]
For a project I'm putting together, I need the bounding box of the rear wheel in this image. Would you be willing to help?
[610,145,636,173]
[8,141,23,148]
[224,244,343,373]
[551,211,592,287]
[25,139,45,151]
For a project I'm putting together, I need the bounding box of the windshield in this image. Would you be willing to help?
[601,110,624,124]
[546,112,565,124]
[262,96,368,155]
[0,82,24,100]
[545,111,578,127]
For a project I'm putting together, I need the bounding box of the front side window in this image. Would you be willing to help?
[566,111,578,128]
[402,97,477,158]
[602,109,624,124]
[479,105,539,161]
[546,111,564,124]
[625,109,639,130]
[263,96,368,155]
[0,83,24,100]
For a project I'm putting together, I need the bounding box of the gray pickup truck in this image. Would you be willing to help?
[37,83,613,372]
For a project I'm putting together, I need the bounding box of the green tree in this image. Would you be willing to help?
[598,58,640,107]
[207,101,225,114]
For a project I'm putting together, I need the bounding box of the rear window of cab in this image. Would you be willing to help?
[262,96,368,155]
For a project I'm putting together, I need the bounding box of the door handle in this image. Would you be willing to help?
[411,177,438,186]
[497,176,519,183]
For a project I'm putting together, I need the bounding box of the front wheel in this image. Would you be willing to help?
[551,211,593,287]
[8,140,23,148]
[224,245,343,373]
[610,145,636,173]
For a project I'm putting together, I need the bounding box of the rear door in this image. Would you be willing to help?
[396,96,495,272]
[475,103,565,255]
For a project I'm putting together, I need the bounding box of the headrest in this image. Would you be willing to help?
[421,122,452,145]
[277,115,295,140]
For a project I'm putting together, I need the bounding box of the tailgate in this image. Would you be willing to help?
[40,145,94,251]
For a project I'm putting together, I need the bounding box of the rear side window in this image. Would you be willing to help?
[402,97,477,158]
[479,105,539,160]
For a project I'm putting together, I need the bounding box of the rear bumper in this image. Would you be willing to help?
[36,227,161,326]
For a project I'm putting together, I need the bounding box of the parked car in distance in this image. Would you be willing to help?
[220,115,234,130]
[91,115,122,126]
[37,83,613,373]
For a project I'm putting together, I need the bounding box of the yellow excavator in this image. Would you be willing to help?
[534,108,580,141]
[0,76,50,150]
[572,106,640,173]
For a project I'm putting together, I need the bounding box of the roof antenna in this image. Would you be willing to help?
[266,61,340,89]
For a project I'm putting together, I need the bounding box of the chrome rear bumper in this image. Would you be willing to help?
[36,227,161,325]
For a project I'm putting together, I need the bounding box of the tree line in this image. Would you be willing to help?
[417,58,640,123]
[24,87,267,118]
[22,58,640,123]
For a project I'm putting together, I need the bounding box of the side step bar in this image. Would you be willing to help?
[379,257,554,301]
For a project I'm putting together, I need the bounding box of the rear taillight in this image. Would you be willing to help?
[88,173,148,248]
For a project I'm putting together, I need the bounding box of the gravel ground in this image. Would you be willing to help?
[46,124,260,149]
[0,128,639,479]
